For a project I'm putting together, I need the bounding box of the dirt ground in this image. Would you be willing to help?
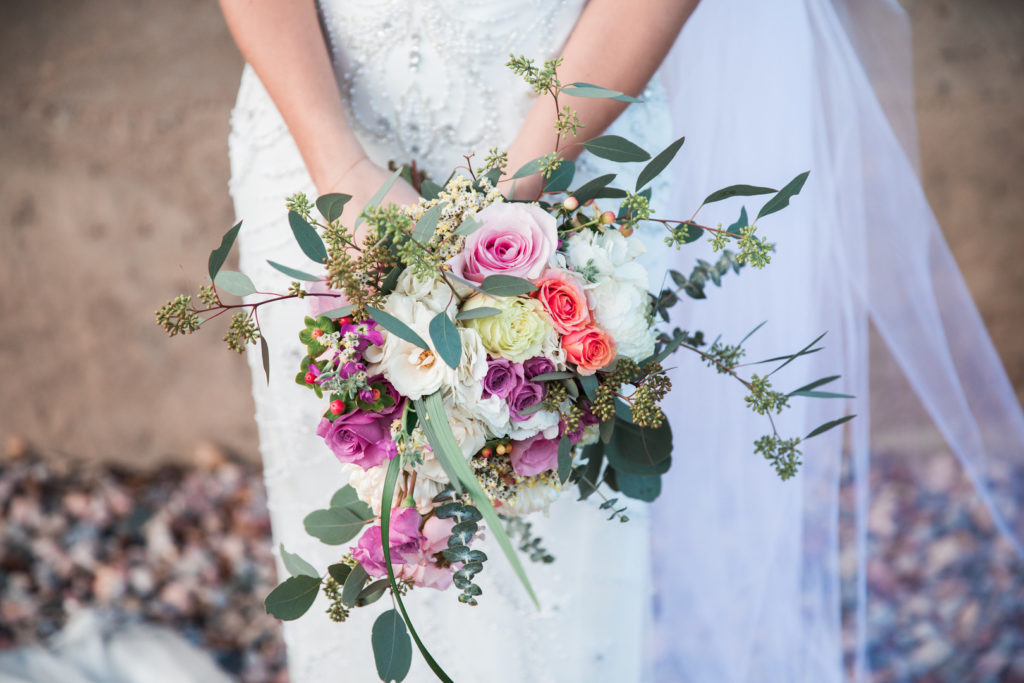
[0,0,1022,467]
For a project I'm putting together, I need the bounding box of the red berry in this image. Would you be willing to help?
[311,329,323,339]
[339,316,351,325]
[481,447,493,459]
[329,400,344,415]
[601,211,616,225]
[304,372,316,384]
[619,225,634,237]
[371,388,381,401]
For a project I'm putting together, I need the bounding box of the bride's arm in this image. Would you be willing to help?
[505,0,699,198]
[218,0,417,214]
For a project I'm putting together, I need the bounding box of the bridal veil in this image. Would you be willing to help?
[649,0,1024,680]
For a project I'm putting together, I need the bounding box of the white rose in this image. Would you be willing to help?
[393,270,453,315]
[365,293,456,400]
[507,407,560,441]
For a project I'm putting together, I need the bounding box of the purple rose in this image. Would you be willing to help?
[522,356,555,380]
[509,434,560,477]
[316,380,404,470]
[482,357,524,400]
[352,507,423,576]
[508,379,545,422]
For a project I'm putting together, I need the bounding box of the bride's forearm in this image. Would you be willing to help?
[506,0,699,197]
[218,0,364,194]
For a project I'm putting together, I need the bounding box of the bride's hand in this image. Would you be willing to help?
[321,157,421,230]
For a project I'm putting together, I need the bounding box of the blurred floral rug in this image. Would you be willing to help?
[0,446,1021,682]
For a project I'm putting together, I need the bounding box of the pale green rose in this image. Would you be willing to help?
[462,294,552,362]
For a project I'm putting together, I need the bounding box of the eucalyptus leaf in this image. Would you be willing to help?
[372,609,413,683]
[260,336,270,384]
[562,82,642,103]
[557,435,572,484]
[571,173,616,205]
[380,265,403,295]
[636,136,685,191]
[366,306,430,350]
[454,216,482,236]
[267,260,320,282]
[421,180,443,201]
[582,135,650,163]
[480,274,537,297]
[787,375,840,396]
[356,168,401,228]
[340,563,368,607]
[578,443,604,500]
[316,193,351,222]
[544,160,575,193]
[605,417,672,476]
[579,374,598,401]
[791,390,855,399]
[412,202,446,243]
[264,575,320,621]
[702,184,776,206]
[327,563,352,585]
[529,371,574,382]
[330,485,362,509]
[208,221,241,280]
[616,471,662,502]
[213,270,256,297]
[288,211,328,264]
[512,157,545,179]
[455,306,501,321]
[428,312,462,370]
[356,579,390,607]
[319,305,354,319]
[280,544,319,578]
[727,206,749,235]
[303,506,372,545]
[756,171,810,221]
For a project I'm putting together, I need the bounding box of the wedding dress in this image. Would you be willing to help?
[228,1,672,681]
[228,1,1024,682]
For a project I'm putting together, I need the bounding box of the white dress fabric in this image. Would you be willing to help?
[228,1,672,681]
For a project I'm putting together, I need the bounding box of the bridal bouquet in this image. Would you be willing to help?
[157,56,850,681]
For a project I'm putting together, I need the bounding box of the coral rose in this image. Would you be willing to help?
[561,325,616,376]
[531,268,591,335]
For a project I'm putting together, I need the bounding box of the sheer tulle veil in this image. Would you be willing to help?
[648,0,1024,680]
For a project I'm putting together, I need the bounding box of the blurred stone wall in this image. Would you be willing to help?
[0,0,1021,466]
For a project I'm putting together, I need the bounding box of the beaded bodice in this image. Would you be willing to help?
[317,0,587,179]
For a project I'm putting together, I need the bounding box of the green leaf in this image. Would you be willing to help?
[327,563,352,585]
[208,221,242,280]
[616,471,662,502]
[578,443,604,500]
[636,136,685,191]
[380,458,453,682]
[673,222,703,245]
[727,206,749,235]
[756,171,810,221]
[428,312,462,370]
[806,414,856,439]
[557,435,572,484]
[260,336,271,384]
[529,371,575,382]
[512,156,545,179]
[303,506,372,545]
[605,418,672,476]
[316,193,351,222]
[213,270,256,297]
[582,135,650,163]
[412,202,446,243]
[544,160,575,193]
[267,260,321,282]
[739,320,768,346]
[480,274,537,297]
[356,578,390,607]
[571,174,616,205]
[421,180,443,201]
[340,563,368,607]
[562,82,642,103]
[702,184,776,206]
[356,168,401,228]
[579,374,598,401]
[415,393,539,609]
[791,390,855,399]
[767,332,827,377]
[288,211,328,264]
[330,485,362,509]
[455,306,501,321]
[280,544,319,578]
[264,575,320,621]
[319,305,355,319]
[381,265,403,295]
[372,609,413,682]
[366,306,430,350]
[454,216,482,236]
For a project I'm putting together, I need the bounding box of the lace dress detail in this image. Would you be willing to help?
[227,2,672,680]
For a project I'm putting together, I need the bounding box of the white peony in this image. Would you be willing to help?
[345,462,444,516]
[507,407,561,441]
[393,270,454,315]
[588,279,658,361]
[364,293,456,400]
[563,227,648,289]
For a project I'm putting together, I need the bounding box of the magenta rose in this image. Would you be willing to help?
[482,357,524,400]
[522,356,555,380]
[316,381,404,470]
[509,433,560,477]
[449,203,557,283]
[352,507,423,577]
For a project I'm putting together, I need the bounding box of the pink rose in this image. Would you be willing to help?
[399,516,457,590]
[449,203,557,283]
[509,433,560,477]
[562,325,617,376]
[532,268,591,334]
[352,507,423,576]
